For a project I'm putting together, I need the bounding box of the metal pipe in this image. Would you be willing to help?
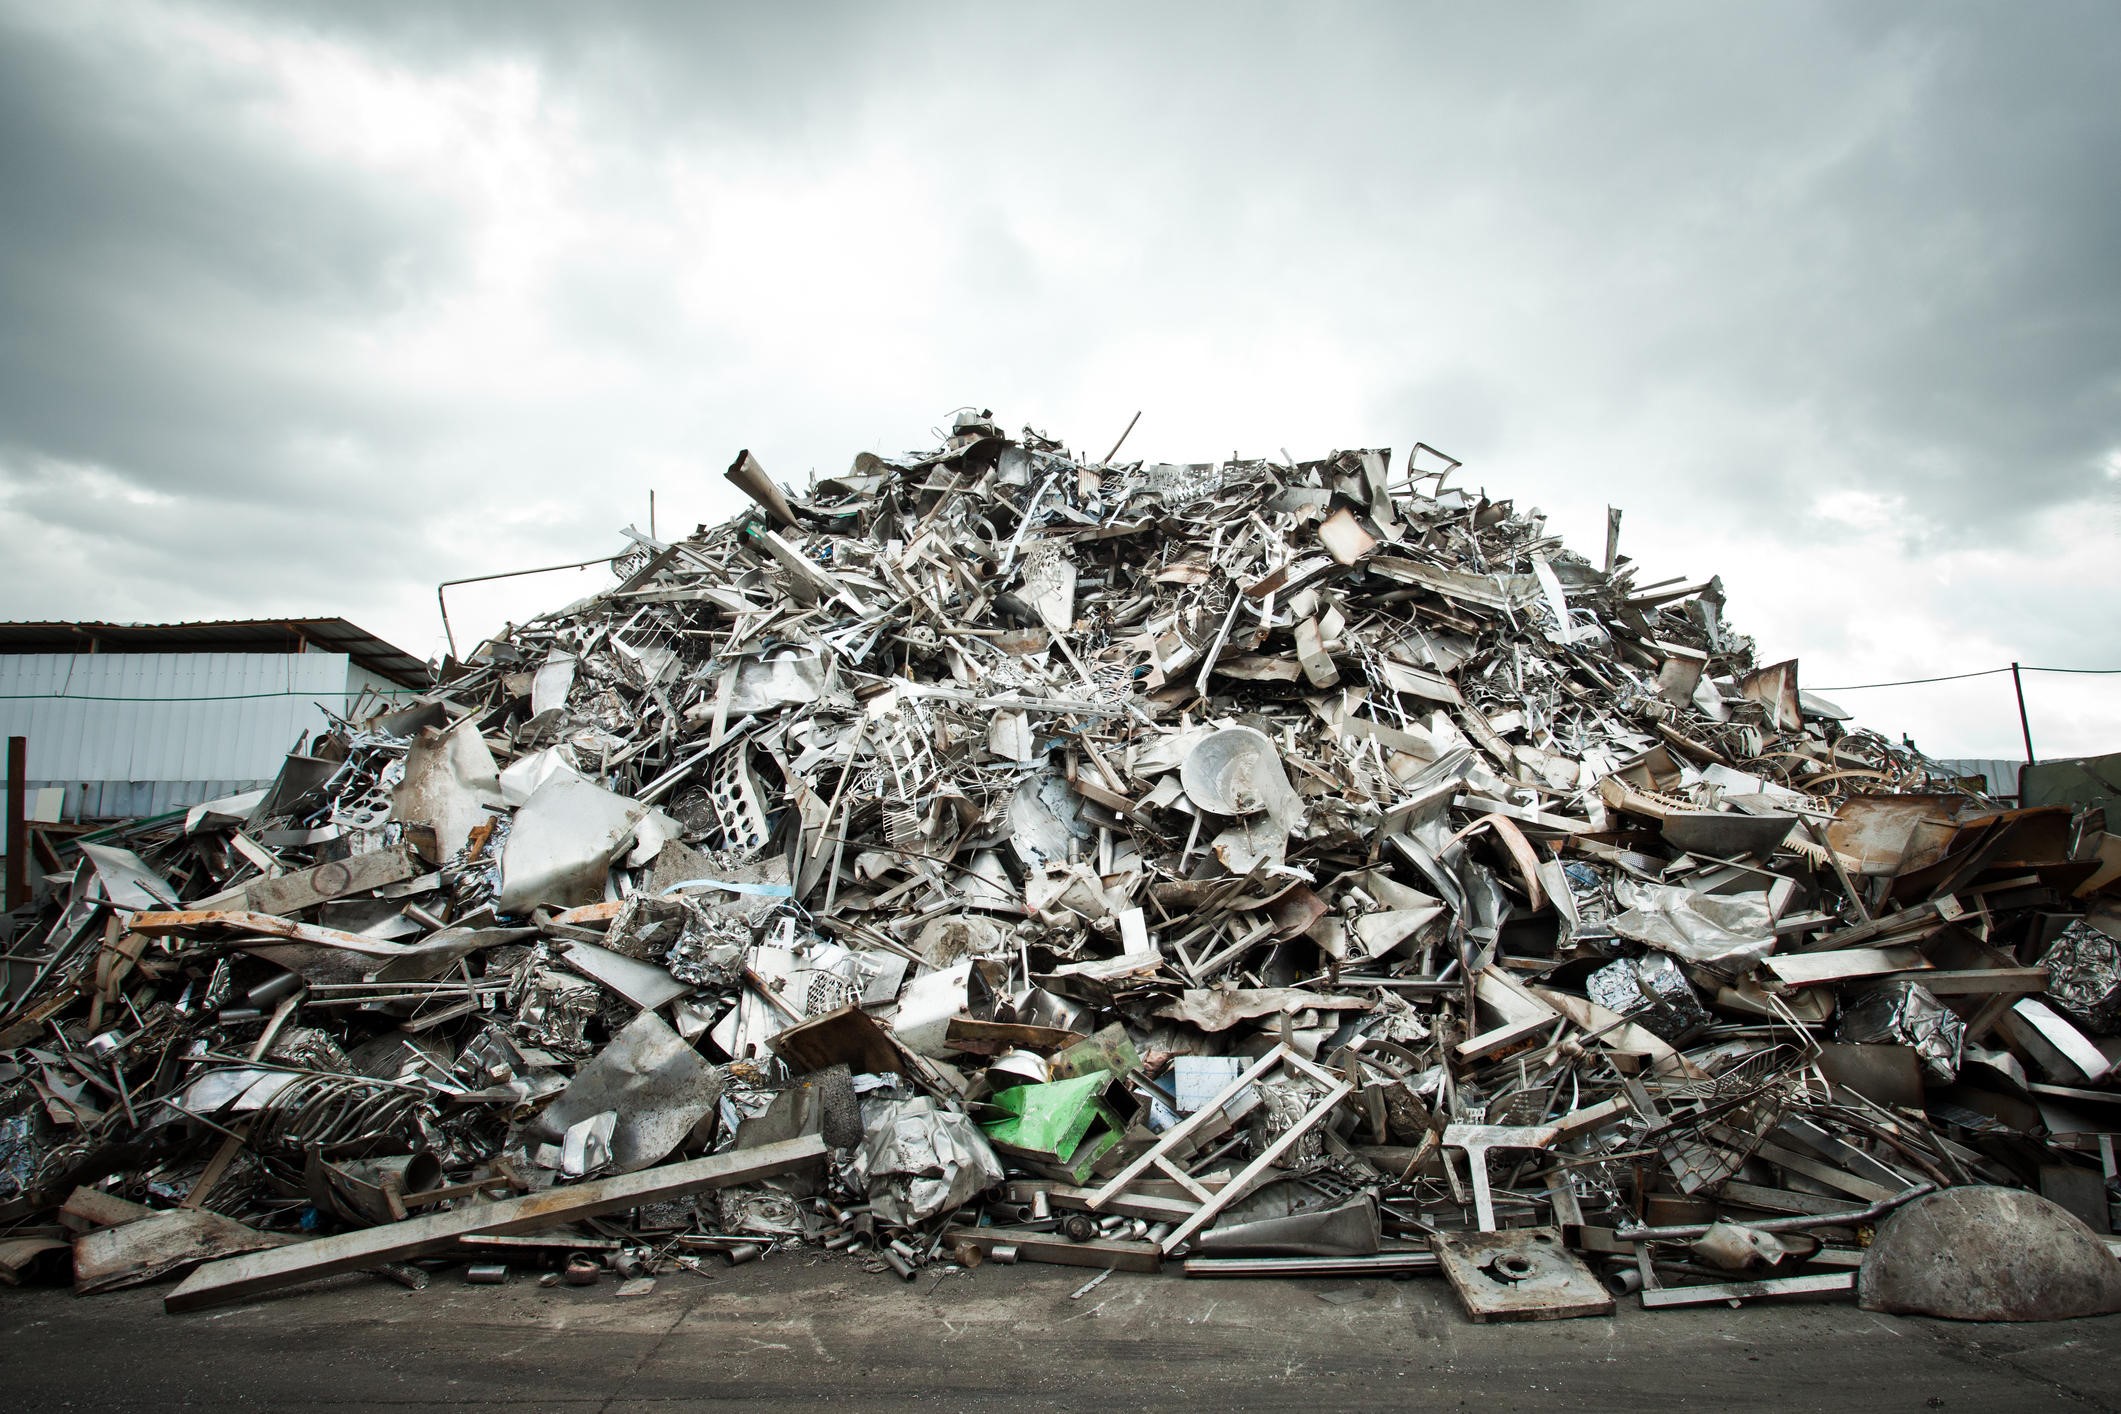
[1181,1251,1439,1278]
[1101,410,1143,466]
[1602,1263,1643,1296]
[436,554,617,660]
[1614,1182,1934,1243]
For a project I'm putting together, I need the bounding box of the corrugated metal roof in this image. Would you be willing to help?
[0,618,429,687]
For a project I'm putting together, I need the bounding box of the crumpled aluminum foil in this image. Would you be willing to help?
[2038,920,2121,1036]
[1586,952,1712,1042]
[1836,981,1964,1084]
[1256,1079,1330,1166]
[664,905,751,987]
[1608,878,1776,969]
[0,1103,43,1202]
[512,964,599,1056]
[847,1095,1004,1225]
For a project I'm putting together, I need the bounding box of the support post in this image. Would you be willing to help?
[6,735,25,910]
[2011,661,2036,770]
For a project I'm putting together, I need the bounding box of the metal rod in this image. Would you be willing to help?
[437,555,616,660]
[1181,1251,1438,1278]
[1614,1181,1934,1242]
[2011,660,2036,771]
[1101,410,1142,466]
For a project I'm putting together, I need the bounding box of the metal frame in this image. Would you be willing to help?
[1084,1042,1353,1254]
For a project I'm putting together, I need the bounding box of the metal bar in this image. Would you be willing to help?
[436,554,615,660]
[1101,410,1142,466]
[166,1134,827,1313]
[1638,1271,1854,1308]
[1614,1182,1933,1242]
[1183,1251,1438,1278]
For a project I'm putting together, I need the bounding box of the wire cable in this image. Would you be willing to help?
[0,668,2111,702]
[1812,665,2121,691]
[1809,667,2013,691]
[0,689,426,703]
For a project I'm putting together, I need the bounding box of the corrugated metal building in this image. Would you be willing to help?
[0,620,429,821]
[1935,758,2025,802]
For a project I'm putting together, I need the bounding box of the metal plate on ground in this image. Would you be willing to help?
[1430,1227,1614,1323]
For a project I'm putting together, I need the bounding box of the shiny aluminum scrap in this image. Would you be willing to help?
[0,407,2116,1323]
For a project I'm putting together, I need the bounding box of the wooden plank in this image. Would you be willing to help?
[552,899,624,926]
[0,1236,68,1284]
[165,1135,826,1313]
[59,1187,156,1232]
[127,910,401,956]
[76,1210,291,1295]
[245,846,419,917]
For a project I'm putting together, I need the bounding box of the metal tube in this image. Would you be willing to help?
[1181,1252,1439,1278]
[1101,410,1143,466]
[1614,1182,1934,1243]
[437,554,616,660]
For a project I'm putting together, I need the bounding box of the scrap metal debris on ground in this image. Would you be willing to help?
[4,410,2120,1322]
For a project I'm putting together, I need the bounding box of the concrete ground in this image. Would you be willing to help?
[3,1252,2118,1412]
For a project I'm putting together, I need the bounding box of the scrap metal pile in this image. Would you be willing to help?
[5,409,2120,1322]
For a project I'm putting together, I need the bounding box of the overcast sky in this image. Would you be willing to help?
[1,1,2115,759]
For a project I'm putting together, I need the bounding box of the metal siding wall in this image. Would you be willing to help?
[70,778,271,821]
[344,661,416,719]
[0,652,356,819]
[1935,758,2024,799]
